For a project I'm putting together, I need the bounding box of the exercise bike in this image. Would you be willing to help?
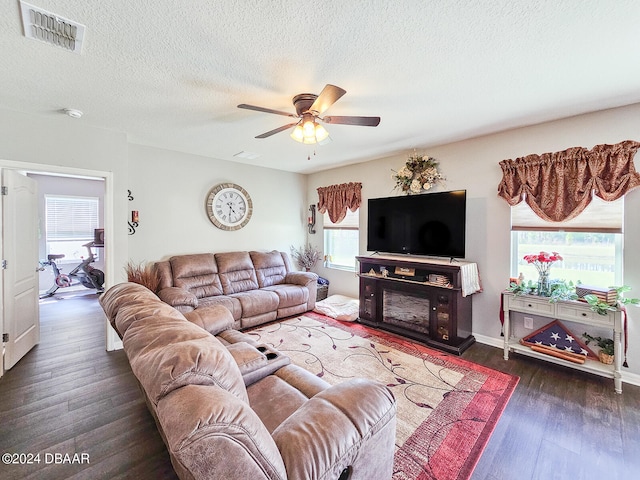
[39,241,105,299]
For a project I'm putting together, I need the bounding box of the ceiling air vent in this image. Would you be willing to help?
[19,1,85,53]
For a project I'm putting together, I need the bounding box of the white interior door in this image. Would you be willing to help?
[1,169,39,371]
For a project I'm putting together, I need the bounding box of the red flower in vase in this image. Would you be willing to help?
[523,251,563,276]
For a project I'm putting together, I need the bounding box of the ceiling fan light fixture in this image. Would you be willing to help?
[290,115,330,144]
[314,123,329,142]
[302,117,316,137]
[290,124,305,142]
[240,84,378,145]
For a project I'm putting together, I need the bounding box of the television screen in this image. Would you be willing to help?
[367,190,466,258]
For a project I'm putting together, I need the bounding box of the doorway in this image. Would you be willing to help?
[30,173,106,297]
[1,161,115,377]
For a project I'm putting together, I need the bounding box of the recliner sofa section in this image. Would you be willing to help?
[155,250,317,329]
[100,282,397,480]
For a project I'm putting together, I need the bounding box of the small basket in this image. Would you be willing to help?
[316,285,329,301]
[598,351,614,365]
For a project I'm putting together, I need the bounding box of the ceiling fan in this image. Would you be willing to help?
[237,84,380,144]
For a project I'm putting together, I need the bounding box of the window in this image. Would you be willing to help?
[511,196,623,286]
[323,208,359,271]
[45,195,99,262]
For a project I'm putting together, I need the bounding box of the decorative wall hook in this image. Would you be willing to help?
[308,204,316,234]
[128,190,138,235]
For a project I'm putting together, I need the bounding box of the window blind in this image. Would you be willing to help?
[323,208,359,229]
[511,194,623,233]
[45,195,99,240]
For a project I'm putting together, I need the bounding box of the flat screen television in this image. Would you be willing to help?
[367,190,466,258]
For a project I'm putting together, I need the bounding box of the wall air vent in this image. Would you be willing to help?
[19,1,85,53]
[233,151,261,160]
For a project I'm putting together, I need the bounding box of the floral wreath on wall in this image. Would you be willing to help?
[392,151,445,194]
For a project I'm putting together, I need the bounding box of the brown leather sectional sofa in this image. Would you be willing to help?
[100,282,397,480]
[154,250,318,329]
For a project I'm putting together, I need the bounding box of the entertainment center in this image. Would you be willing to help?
[356,255,477,354]
[358,190,477,354]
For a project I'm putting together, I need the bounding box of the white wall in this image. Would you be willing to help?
[0,107,129,284]
[127,144,308,262]
[308,102,640,381]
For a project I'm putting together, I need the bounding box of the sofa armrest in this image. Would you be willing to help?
[226,342,291,386]
[272,378,397,480]
[285,271,318,287]
[183,305,234,335]
[285,272,318,310]
[157,286,198,310]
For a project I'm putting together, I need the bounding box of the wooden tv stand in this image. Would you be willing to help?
[356,255,476,355]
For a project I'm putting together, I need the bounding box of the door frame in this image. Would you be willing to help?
[0,159,116,357]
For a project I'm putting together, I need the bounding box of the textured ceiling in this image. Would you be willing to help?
[2,0,640,174]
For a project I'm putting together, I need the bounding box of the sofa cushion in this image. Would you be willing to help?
[100,282,160,335]
[154,260,173,290]
[231,289,279,318]
[247,375,311,433]
[262,284,309,308]
[250,250,288,287]
[114,300,184,339]
[157,384,288,480]
[216,328,259,347]
[157,286,198,310]
[182,304,234,335]
[171,253,224,299]
[123,315,248,405]
[197,295,243,320]
[271,379,397,480]
[216,251,259,294]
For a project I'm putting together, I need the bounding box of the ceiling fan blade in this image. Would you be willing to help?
[323,115,381,127]
[255,122,299,139]
[309,84,346,115]
[238,104,296,118]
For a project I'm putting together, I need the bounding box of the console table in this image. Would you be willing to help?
[356,255,479,354]
[502,291,624,393]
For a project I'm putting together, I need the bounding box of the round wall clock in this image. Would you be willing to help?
[205,183,253,230]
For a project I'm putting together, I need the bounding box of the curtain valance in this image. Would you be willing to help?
[497,140,640,222]
[317,182,362,223]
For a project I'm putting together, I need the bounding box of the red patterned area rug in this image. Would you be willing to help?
[248,313,518,480]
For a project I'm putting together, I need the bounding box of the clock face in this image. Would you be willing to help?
[205,183,253,230]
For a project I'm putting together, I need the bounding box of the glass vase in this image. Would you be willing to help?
[537,272,550,297]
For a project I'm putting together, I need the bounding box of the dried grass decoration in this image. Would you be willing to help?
[290,244,321,271]
[124,260,160,292]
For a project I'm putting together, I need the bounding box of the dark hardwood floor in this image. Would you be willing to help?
[1,292,638,479]
[0,292,177,480]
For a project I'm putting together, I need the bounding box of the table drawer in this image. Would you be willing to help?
[555,304,615,326]
[507,296,555,315]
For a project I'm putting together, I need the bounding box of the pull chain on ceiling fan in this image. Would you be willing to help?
[237,84,380,144]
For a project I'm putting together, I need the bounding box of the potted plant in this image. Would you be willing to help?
[548,279,579,303]
[506,279,537,296]
[290,243,321,271]
[582,333,615,365]
[584,285,640,315]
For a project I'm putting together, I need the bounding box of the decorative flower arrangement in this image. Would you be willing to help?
[523,251,563,275]
[523,251,563,296]
[392,151,445,194]
[290,243,321,271]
